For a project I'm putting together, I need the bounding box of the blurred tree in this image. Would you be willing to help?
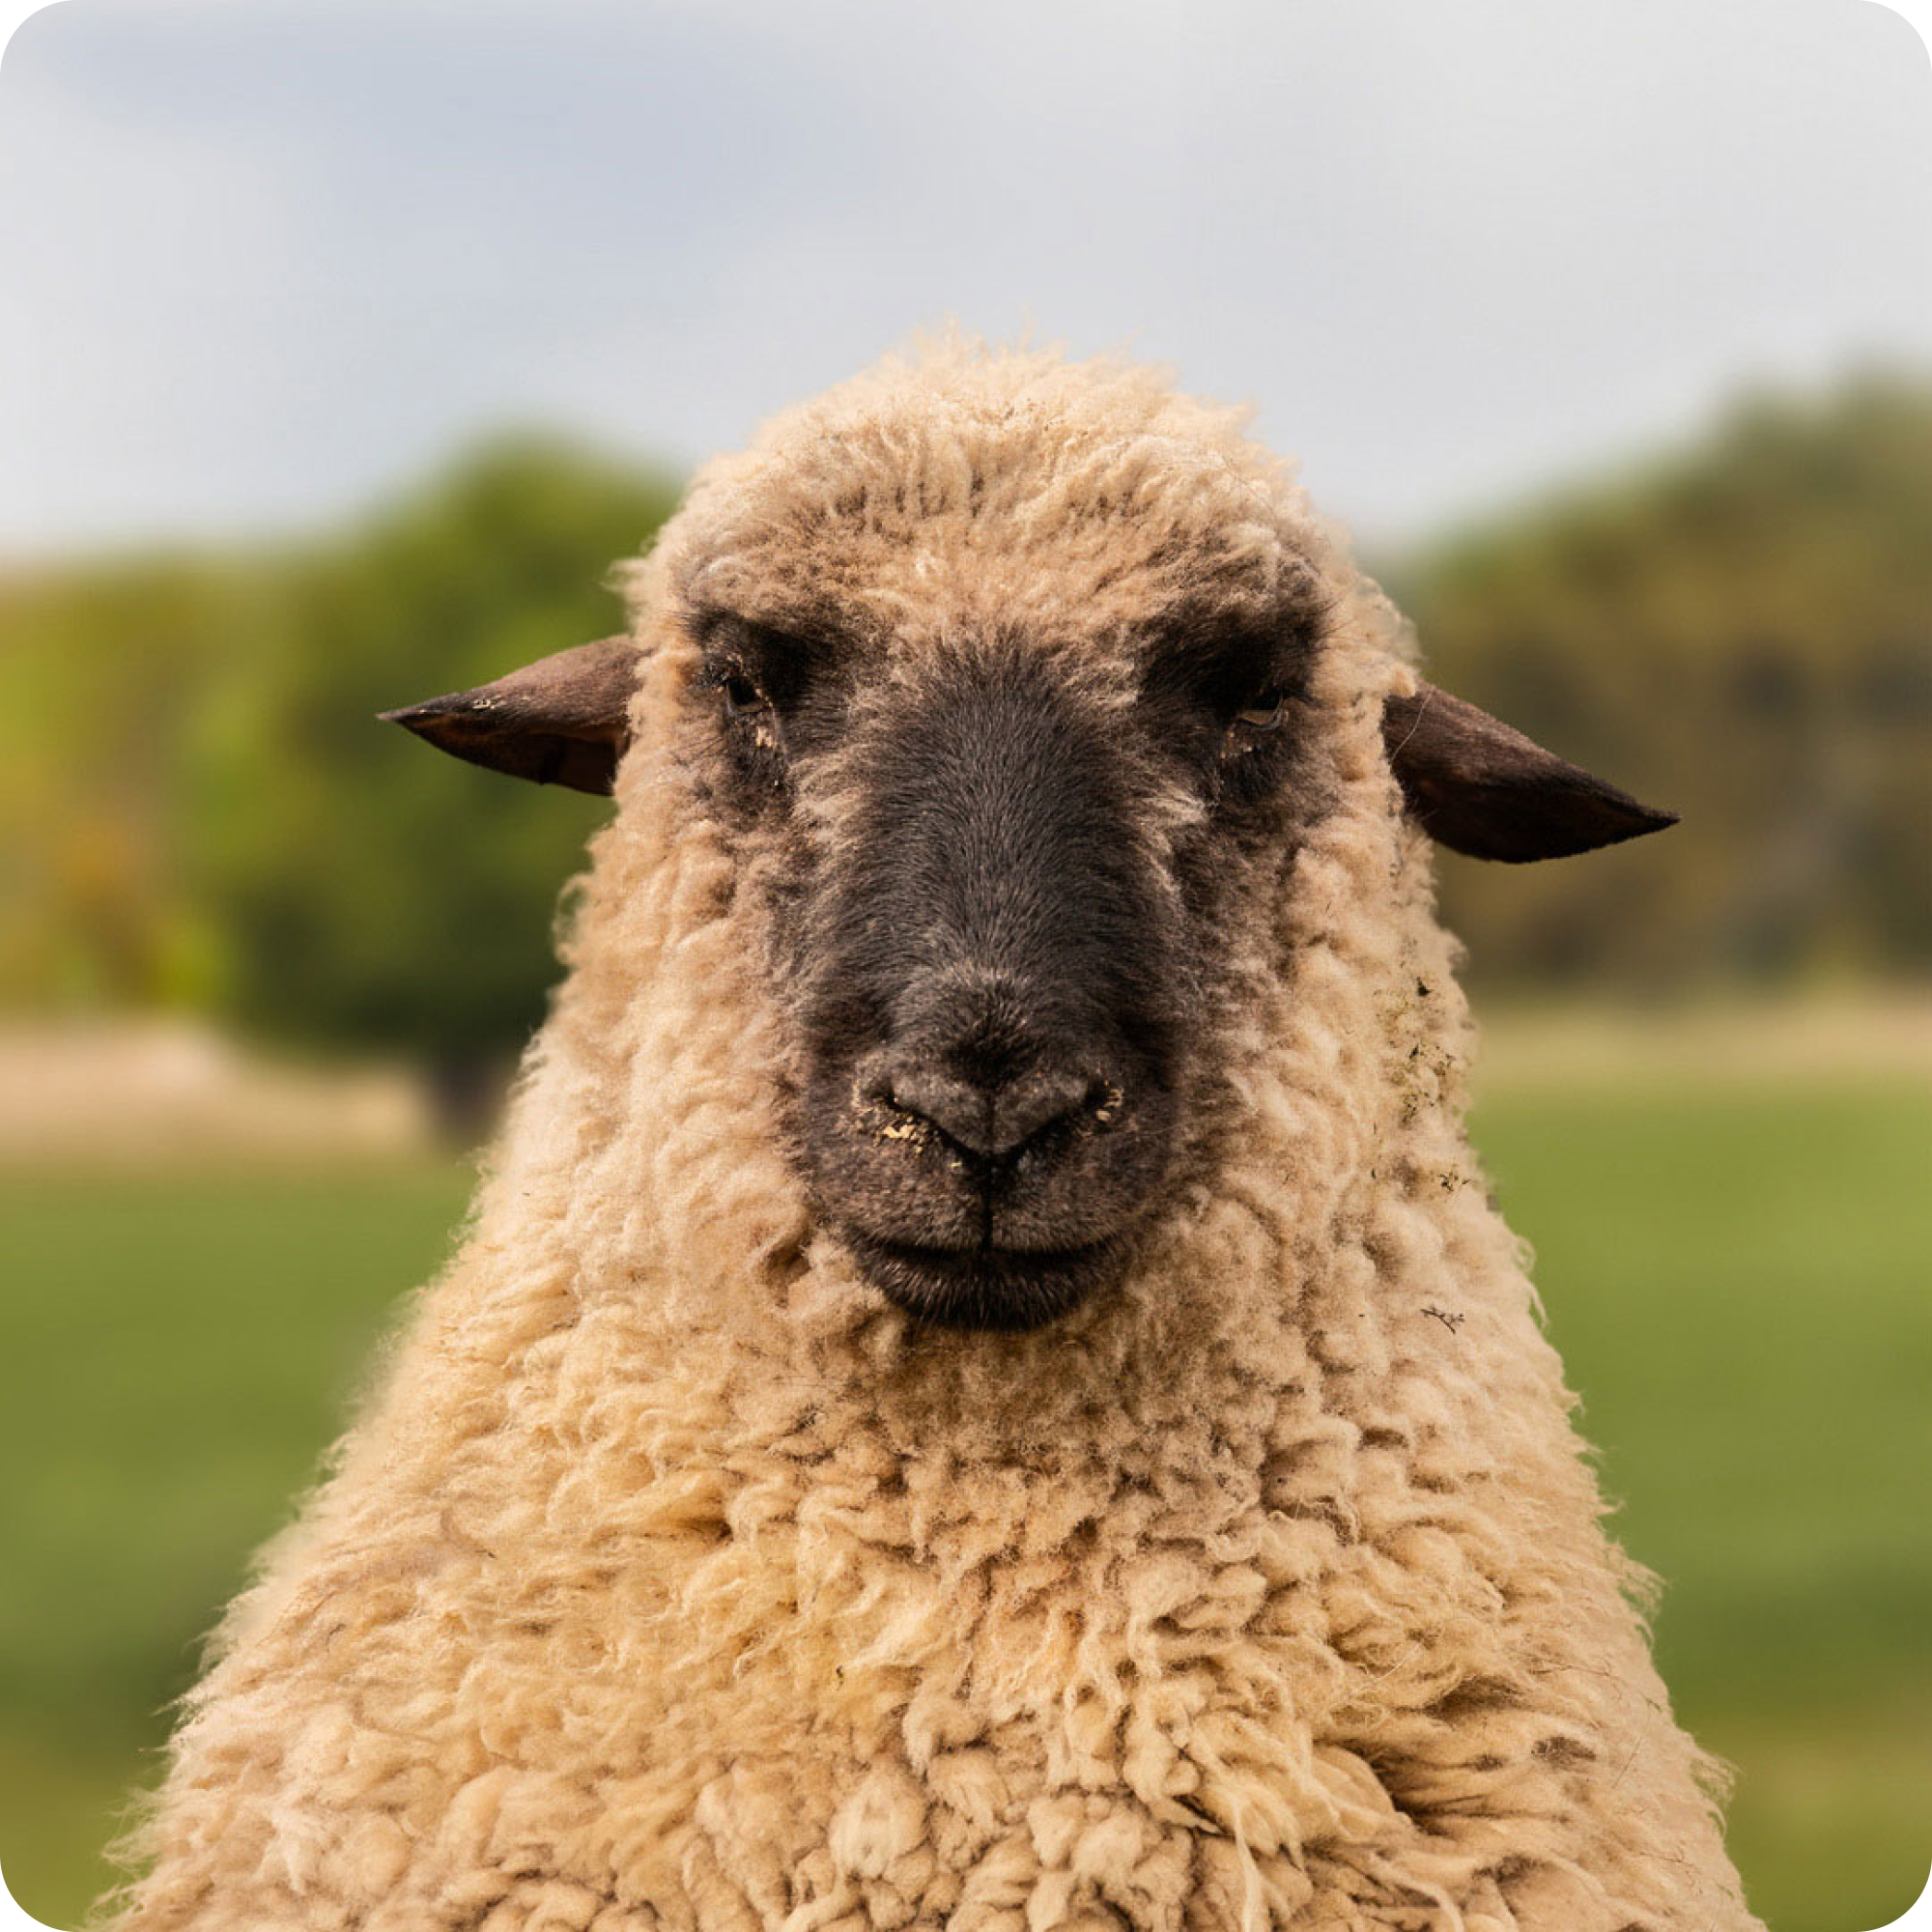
[1381,373,1932,993]
[0,555,244,1013]
[2,437,677,1094]
[183,439,679,1095]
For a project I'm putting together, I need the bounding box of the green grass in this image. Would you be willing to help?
[1472,1080,1932,1932]
[0,1165,472,1925]
[1,1071,1927,1929]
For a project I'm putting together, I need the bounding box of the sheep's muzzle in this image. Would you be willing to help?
[788,647,1183,1330]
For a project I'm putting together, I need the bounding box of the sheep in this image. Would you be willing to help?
[108,338,1761,1932]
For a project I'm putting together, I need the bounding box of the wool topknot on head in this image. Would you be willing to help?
[114,337,1759,1932]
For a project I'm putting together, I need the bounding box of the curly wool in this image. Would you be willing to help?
[109,341,1761,1932]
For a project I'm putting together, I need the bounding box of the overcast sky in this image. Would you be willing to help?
[2,0,1928,556]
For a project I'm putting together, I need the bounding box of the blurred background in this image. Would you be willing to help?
[1,2,1928,1925]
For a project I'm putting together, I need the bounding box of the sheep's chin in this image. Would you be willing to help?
[841,1230,1127,1332]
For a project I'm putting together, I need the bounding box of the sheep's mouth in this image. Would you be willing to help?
[843,1231,1124,1331]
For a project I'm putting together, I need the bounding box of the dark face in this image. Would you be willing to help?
[686,595,1330,1330]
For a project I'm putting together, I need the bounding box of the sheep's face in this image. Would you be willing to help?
[676,575,1335,1331]
[383,350,1676,1332]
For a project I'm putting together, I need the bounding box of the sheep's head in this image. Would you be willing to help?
[385,349,1673,1331]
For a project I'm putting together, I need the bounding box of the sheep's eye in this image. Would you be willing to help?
[1234,690,1288,731]
[722,673,769,719]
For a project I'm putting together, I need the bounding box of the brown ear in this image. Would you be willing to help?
[1381,682,1677,862]
[380,637,639,794]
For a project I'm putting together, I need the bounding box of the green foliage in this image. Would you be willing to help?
[188,440,679,1068]
[1384,374,1932,991]
[0,554,247,1014]
[2,437,679,1067]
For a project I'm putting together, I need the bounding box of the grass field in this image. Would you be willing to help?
[1,1035,1927,1928]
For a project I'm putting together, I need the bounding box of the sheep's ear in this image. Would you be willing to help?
[1381,681,1678,862]
[380,637,639,794]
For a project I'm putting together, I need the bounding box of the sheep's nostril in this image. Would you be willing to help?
[878,1064,1102,1163]
[1085,1080,1124,1127]
[876,1071,983,1154]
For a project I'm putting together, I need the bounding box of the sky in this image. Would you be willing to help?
[1,0,1929,556]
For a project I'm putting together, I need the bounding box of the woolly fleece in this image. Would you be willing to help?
[110,341,1761,1932]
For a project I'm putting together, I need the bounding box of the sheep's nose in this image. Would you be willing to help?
[879,1063,1099,1162]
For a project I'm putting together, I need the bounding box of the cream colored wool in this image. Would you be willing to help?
[110,342,1761,1932]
